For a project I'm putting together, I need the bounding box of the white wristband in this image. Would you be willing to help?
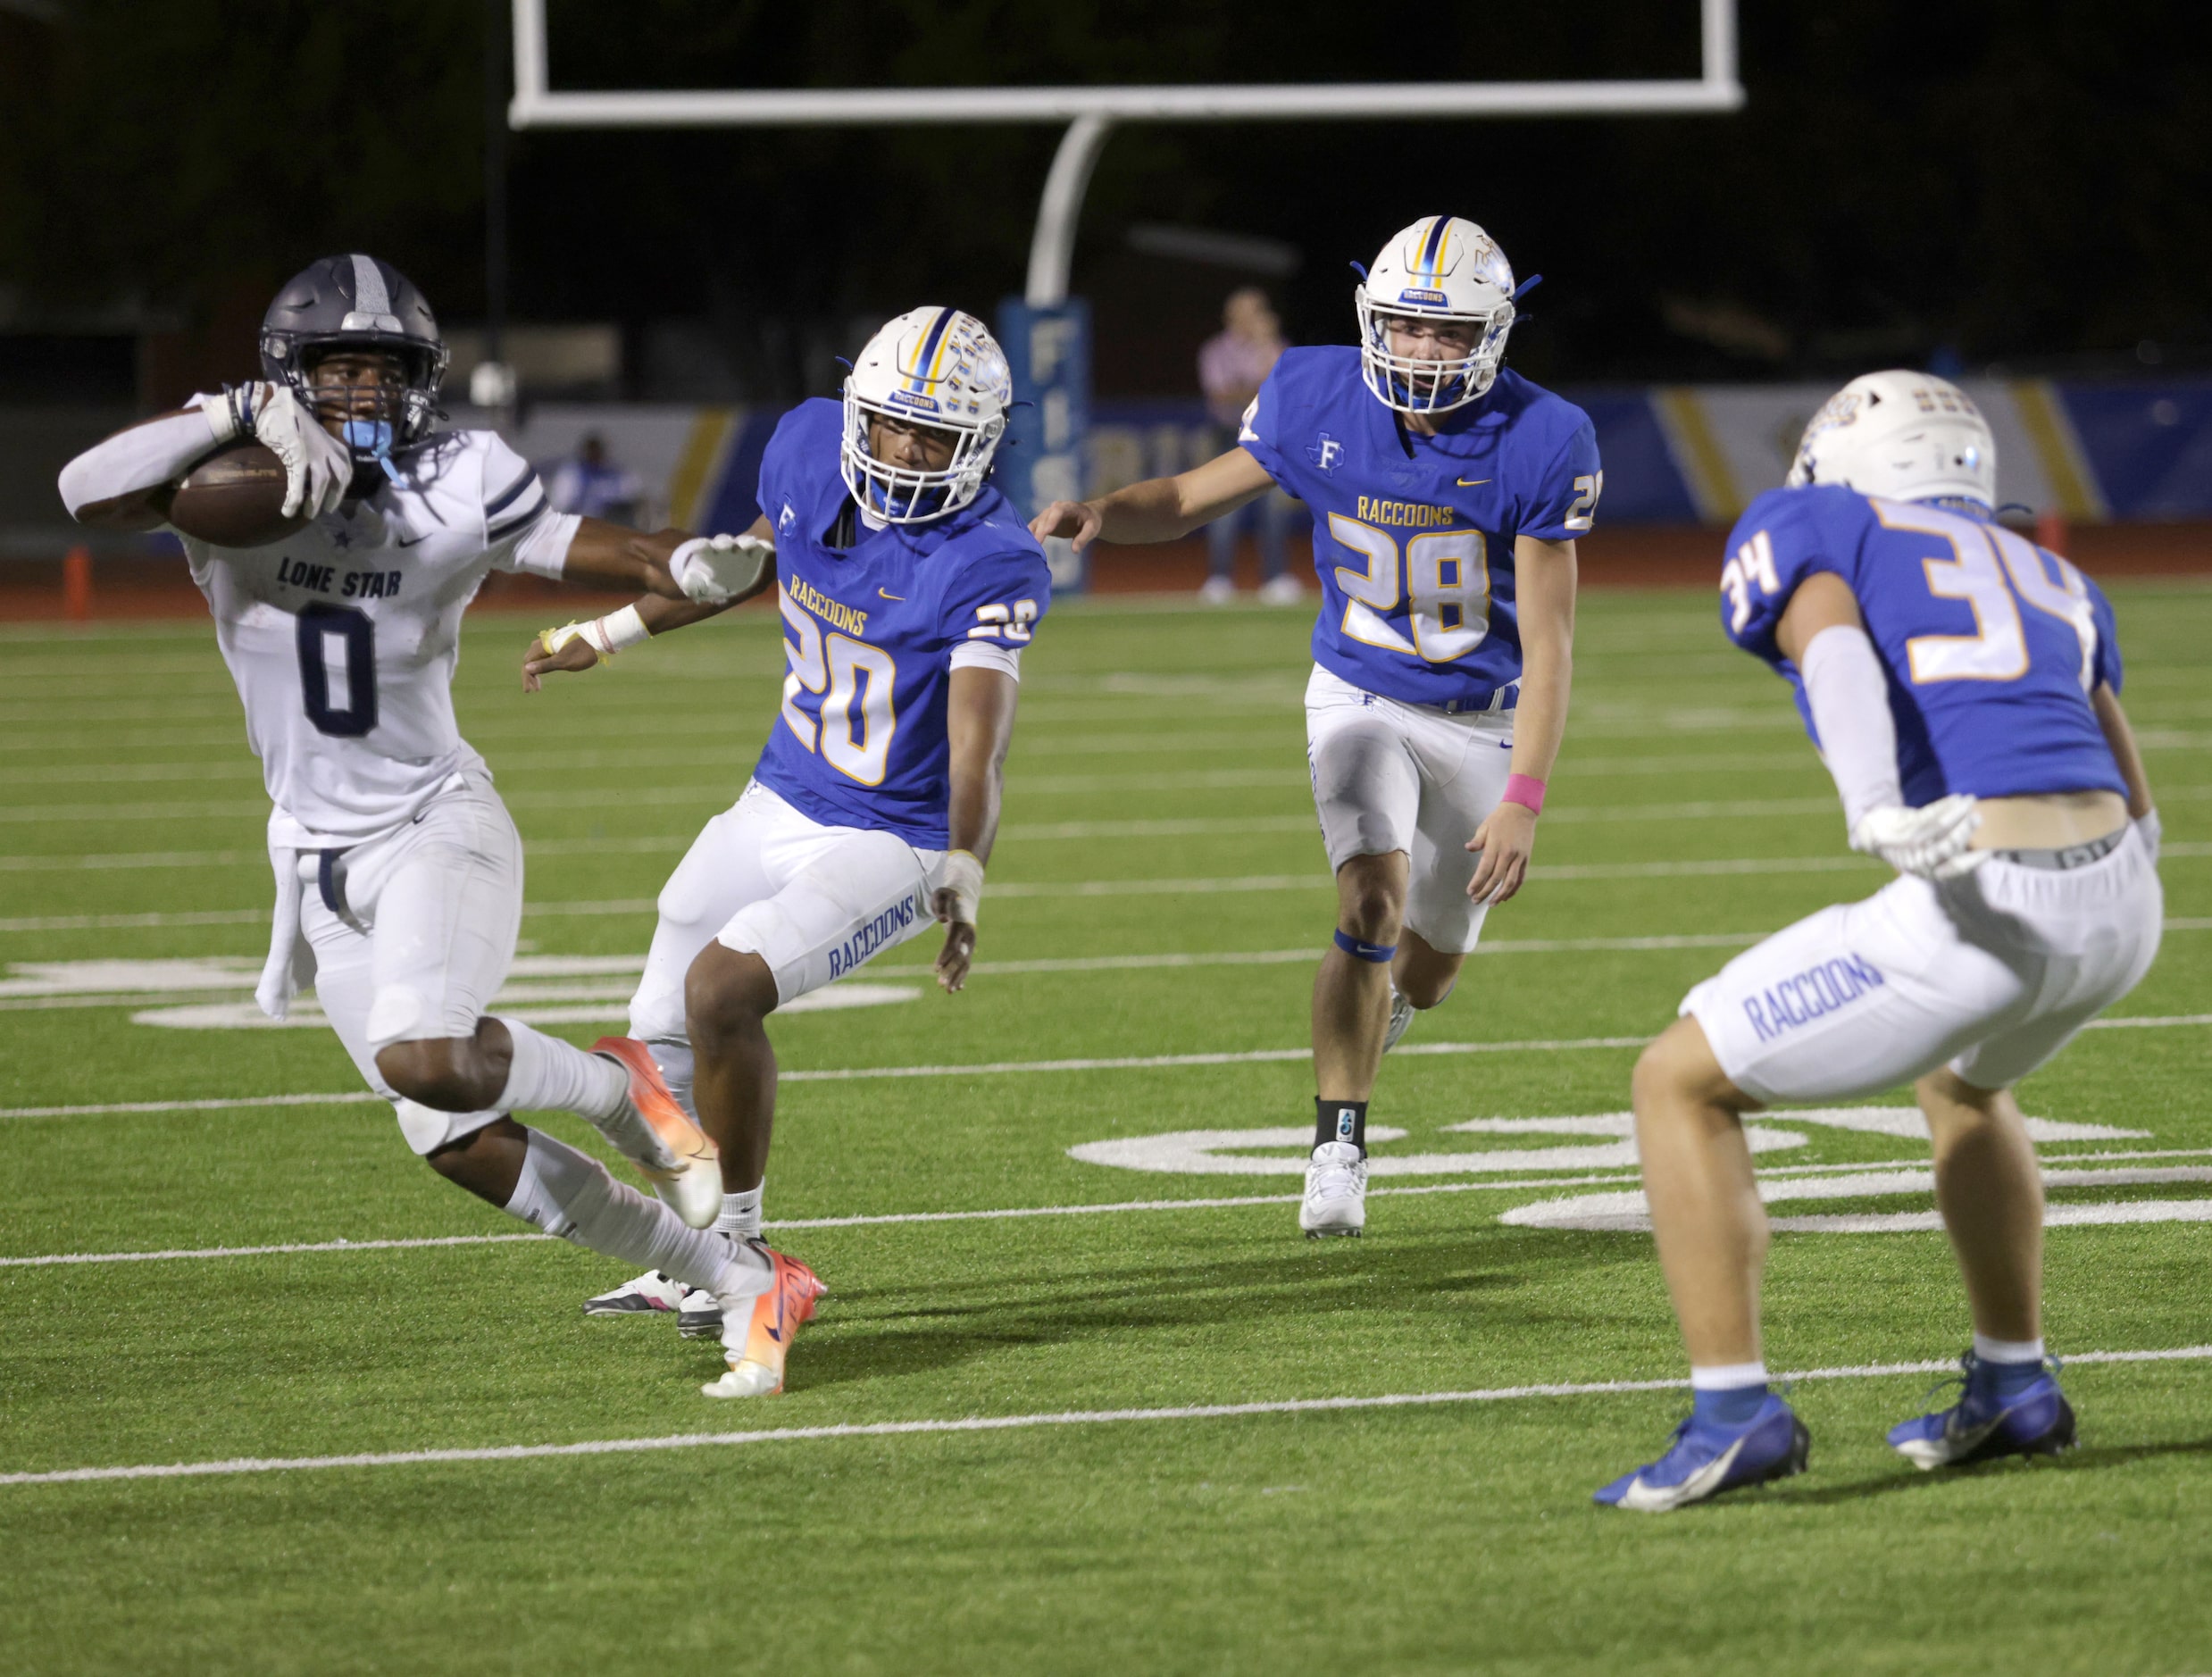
[580,605,651,658]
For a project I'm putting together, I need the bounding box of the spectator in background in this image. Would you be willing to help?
[547,434,645,526]
[1198,288,1303,605]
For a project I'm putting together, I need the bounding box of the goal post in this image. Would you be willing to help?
[505,1,1743,587]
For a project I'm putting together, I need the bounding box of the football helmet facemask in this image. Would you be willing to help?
[1355,216,1517,415]
[259,254,449,476]
[1787,371,1996,507]
[840,307,1011,524]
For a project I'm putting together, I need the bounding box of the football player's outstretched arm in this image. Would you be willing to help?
[59,408,226,530]
[1028,446,1275,551]
[556,520,702,597]
[1467,535,1578,905]
[522,514,776,689]
[931,666,1021,993]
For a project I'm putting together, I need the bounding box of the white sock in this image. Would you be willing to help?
[1972,1332,2045,1364]
[647,1038,698,1122]
[502,1128,768,1299]
[1690,1362,1769,1390]
[496,1017,627,1122]
[714,1184,764,1239]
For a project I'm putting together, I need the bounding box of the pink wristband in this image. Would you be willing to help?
[1501,773,1547,815]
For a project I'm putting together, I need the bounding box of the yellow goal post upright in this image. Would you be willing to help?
[505,0,1743,590]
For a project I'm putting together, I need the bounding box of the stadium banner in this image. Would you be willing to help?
[446,380,2212,538]
[997,298,1094,593]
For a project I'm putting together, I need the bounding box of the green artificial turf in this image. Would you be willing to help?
[0,585,2206,1676]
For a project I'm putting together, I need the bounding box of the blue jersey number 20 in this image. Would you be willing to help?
[296,604,379,737]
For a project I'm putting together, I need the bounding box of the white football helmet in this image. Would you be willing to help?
[840,306,1011,523]
[1787,371,1996,506]
[1355,216,1518,415]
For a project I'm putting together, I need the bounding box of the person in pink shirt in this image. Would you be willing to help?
[1198,288,1303,603]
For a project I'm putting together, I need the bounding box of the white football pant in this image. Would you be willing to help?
[297,771,523,1154]
[628,780,941,1059]
[1685,826,2162,1101]
[1304,663,1516,954]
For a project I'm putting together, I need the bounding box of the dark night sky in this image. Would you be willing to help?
[2,1,2207,400]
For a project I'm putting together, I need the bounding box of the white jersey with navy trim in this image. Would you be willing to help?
[176,422,579,847]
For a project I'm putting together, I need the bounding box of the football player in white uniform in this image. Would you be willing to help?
[521,309,1052,1386]
[1033,219,1597,1239]
[60,254,821,1393]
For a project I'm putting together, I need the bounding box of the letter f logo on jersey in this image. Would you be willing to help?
[1307,434,1343,473]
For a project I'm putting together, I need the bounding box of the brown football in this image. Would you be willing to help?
[162,443,313,547]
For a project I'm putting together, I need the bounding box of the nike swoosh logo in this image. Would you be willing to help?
[878,588,906,601]
[396,532,432,547]
[1457,477,1490,488]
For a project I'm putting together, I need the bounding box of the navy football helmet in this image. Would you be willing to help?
[259,254,449,471]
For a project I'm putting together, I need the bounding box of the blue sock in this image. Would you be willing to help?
[1978,1357,2047,1402]
[1691,1384,1768,1427]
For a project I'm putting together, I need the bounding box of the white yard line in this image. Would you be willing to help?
[7,1015,2209,1121]
[14,855,2208,927]
[0,908,269,932]
[26,781,2212,829]
[12,1147,2208,1268]
[2,932,1785,1010]
[5,1346,2206,1488]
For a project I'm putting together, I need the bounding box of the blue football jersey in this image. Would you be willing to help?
[750,399,1053,847]
[1720,485,2125,803]
[1239,346,1601,707]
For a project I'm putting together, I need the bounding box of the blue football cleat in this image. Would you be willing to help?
[1594,1394,1810,1512]
[1887,1353,2075,1470]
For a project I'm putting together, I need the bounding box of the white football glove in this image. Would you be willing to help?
[203,382,354,519]
[933,849,984,928]
[670,533,775,605]
[2136,805,2161,863]
[1849,795,1989,880]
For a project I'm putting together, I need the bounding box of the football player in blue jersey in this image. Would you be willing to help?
[1595,372,2163,1512]
[525,307,1053,1394]
[1033,216,1600,1239]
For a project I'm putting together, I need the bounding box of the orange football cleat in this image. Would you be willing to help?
[702,1243,826,1398]
[589,1035,722,1229]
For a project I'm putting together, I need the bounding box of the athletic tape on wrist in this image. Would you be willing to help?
[939,849,985,925]
[1332,929,1397,963]
[583,605,650,657]
[1501,772,1547,814]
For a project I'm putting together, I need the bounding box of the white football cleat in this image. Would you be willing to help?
[1382,987,1415,1053]
[582,1269,686,1318]
[701,1241,827,1398]
[588,1036,723,1230]
[677,1288,724,1340]
[1299,1140,1368,1238]
[1198,575,1237,605]
[579,1269,725,1337]
[1257,574,1304,605]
